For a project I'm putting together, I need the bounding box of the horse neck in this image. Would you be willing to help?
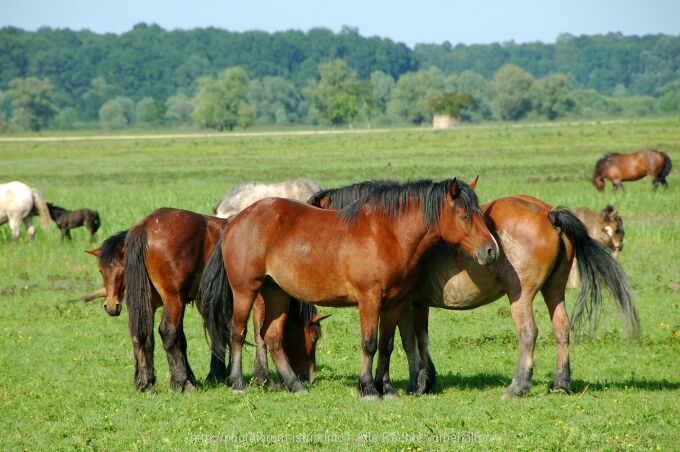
[363,204,440,260]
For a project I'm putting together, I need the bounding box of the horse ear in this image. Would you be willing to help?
[468,175,479,190]
[311,313,332,324]
[447,178,461,201]
[86,248,101,257]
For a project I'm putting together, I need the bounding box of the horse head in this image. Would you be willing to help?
[440,178,498,266]
[601,205,625,256]
[86,231,127,316]
[284,302,331,383]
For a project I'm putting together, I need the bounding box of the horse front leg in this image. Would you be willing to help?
[158,298,196,392]
[374,301,408,398]
[503,295,538,399]
[357,300,381,400]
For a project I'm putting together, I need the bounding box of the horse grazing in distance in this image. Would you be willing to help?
[47,203,101,243]
[200,178,498,399]
[88,209,328,393]
[567,205,624,288]
[0,181,51,240]
[311,184,639,399]
[213,178,324,219]
[592,149,672,191]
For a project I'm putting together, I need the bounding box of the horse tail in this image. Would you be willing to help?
[657,151,672,182]
[197,237,232,360]
[124,226,154,346]
[31,188,51,232]
[549,207,640,341]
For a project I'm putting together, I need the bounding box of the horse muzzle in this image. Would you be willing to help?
[476,238,499,266]
[104,302,122,316]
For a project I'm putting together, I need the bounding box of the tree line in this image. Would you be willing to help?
[0,24,678,131]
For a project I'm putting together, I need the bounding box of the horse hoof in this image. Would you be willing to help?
[182,381,196,392]
[382,391,399,400]
[361,393,380,401]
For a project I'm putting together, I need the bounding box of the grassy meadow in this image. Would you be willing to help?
[1,118,679,450]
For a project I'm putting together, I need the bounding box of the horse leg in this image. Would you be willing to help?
[413,303,436,394]
[503,294,538,399]
[374,302,408,398]
[541,285,572,394]
[158,297,196,392]
[251,294,274,386]
[18,216,33,240]
[130,307,157,393]
[64,228,72,240]
[397,302,420,394]
[228,290,257,393]
[260,286,307,393]
[357,299,381,400]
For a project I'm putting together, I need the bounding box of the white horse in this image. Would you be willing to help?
[212,178,324,219]
[0,181,51,240]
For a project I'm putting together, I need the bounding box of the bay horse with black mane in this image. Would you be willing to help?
[592,149,671,191]
[88,208,329,393]
[310,182,640,398]
[199,178,498,399]
[47,202,100,243]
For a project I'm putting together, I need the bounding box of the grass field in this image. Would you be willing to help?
[1,118,679,450]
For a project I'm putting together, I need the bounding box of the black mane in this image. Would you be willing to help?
[99,230,127,266]
[314,178,481,226]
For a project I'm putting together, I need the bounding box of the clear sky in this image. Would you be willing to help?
[2,0,679,48]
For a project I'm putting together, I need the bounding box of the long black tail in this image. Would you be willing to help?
[124,226,154,344]
[658,152,672,183]
[196,237,232,360]
[549,207,640,340]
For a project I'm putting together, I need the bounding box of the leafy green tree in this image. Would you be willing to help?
[165,93,194,125]
[491,64,534,120]
[658,79,680,113]
[429,92,475,120]
[6,77,57,131]
[446,70,492,120]
[361,70,395,125]
[192,67,253,131]
[99,96,135,129]
[249,76,303,125]
[387,67,446,125]
[135,97,166,126]
[81,77,119,122]
[530,73,575,120]
[303,59,362,127]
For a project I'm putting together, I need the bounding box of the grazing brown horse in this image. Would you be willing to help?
[592,149,672,191]
[311,185,639,398]
[567,205,625,288]
[88,208,328,393]
[200,178,499,398]
[47,202,100,243]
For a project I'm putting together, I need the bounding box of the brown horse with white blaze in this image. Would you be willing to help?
[200,178,498,399]
[592,149,672,191]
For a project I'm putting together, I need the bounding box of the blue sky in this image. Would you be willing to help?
[2,0,679,47]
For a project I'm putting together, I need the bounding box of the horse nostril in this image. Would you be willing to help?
[487,246,497,261]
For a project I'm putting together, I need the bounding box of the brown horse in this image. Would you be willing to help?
[200,178,499,399]
[311,185,639,398]
[88,208,328,393]
[567,205,624,288]
[47,203,101,243]
[592,149,672,191]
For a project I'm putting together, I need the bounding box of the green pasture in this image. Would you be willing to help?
[1,118,679,450]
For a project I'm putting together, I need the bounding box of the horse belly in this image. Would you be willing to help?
[439,271,503,309]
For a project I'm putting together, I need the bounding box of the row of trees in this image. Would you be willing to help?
[3,59,679,132]
[1,25,679,132]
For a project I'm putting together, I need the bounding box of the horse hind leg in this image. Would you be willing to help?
[251,294,274,386]
[503,293,539,399]
[541,283,572,394]
[158,297,196,392]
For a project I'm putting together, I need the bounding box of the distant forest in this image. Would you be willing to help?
[0,24,678,131]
